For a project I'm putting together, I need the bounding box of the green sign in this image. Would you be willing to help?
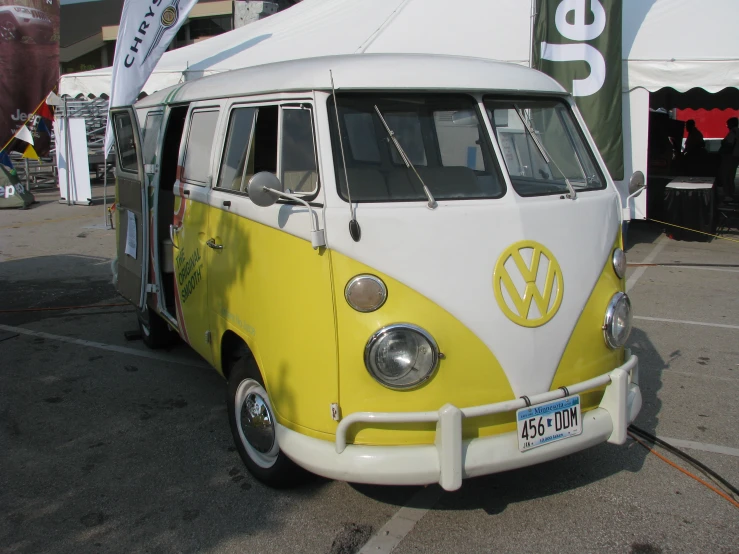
[533,0,624,180]
[0,165,34,209]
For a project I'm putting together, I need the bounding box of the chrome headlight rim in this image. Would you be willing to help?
[603,292,632,349]
[364,323,440,390]
[345,274,388,313]
[612,248,627,279]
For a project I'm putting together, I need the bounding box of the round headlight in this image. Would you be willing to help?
[345,275,387,313]
[612,248,627,279]
[364,324,439,389]
[604,292,632,348]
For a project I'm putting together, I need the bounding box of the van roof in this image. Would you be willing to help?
[135,53,567,107]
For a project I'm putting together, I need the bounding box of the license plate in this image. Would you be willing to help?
[516,395,582,452]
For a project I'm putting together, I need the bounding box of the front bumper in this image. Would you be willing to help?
[277,354,641,491]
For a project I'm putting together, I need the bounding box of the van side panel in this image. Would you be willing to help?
[207,206,339,437]
[173,187,212,362]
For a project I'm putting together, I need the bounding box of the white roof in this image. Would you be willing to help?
[61,0,739,98]
[135,53,566,107]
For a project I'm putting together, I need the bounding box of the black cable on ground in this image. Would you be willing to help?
[629,424,739,497]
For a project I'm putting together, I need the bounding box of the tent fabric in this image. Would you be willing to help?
[60,0,739,98]
[623,0,739,93]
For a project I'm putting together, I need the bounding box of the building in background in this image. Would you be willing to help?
[60,0,299,77]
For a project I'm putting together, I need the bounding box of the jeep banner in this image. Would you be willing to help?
[105,0,198,154]
[533,0,624,180]
[0,0,59,156]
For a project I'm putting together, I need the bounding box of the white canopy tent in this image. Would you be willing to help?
[60,0,739,218]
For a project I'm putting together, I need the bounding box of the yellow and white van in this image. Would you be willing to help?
[111,53,642,491]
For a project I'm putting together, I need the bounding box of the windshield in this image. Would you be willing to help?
[328,94,505,202]
[484,98,605,197]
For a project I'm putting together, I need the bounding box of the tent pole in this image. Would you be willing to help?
[103,148,108,228]
[63,98,71,206]
[529,0,536,68]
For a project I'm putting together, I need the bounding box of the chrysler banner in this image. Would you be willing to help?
[0,0,59,155]
[106,0,198,153]
[533,0,624,180]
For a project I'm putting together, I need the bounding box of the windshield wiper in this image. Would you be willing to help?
[373,105,438,209]
[513,105,577,200]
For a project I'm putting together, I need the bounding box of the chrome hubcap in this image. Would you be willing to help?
[241,391,275,453]
[234,379,279,468]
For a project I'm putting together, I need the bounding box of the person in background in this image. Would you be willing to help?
[682,120,706,176]
[683,120,705,157]
[718,117,739,201]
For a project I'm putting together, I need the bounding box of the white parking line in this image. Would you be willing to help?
[626,236,668,293]
[0,323,208,368]
[634,316,739,331]
[359,485,443,554]
[657,436,739,458]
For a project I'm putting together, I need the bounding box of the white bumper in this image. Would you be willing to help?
[277,355,641,491]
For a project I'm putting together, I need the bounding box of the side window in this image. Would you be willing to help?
[252,105,278,176]
[142,112,163,166]
[182,109,219,185]
[112,112,138,172]
[216,107,257,191]
[280,107,319,195]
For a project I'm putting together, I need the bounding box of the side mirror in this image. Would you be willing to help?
[247,172,283,207]
[246,171,326,249]
[628,170,646,196]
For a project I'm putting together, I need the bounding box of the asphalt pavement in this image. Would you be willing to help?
[1,188,737,553]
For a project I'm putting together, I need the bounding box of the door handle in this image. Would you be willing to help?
[169,224,181,249]
[206,238,223,250]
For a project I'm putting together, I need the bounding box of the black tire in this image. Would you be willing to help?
[227,356,307,488]
[0,17,19,42]
[137,307,179,349]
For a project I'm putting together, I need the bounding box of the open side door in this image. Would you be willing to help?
[111,107,148,310]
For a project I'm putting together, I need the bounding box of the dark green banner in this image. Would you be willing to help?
[533,0,623,180]
[0,165,34,209]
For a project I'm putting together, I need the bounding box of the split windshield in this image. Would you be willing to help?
[327,94,605,202]
[484,97,605,196]
[327,94,505,202]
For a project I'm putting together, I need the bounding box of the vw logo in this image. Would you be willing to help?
[493,241,564,328]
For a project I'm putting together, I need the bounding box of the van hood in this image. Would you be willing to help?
[325,192,621,397]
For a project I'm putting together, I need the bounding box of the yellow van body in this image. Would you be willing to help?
[111,54,641,490]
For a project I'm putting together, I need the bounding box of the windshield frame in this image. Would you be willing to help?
[326,92,507,204]
[483,95,608,198]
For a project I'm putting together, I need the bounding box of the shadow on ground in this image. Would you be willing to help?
[0,254,325,553]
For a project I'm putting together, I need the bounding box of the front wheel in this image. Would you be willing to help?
[0,18,19,41]
[227,356,307,488]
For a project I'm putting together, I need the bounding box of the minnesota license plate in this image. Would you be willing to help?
[516,395,582,452]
